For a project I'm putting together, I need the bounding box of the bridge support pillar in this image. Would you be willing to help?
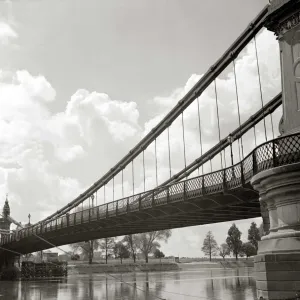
[0,251,20,280]
[252,1,300,298]
[252,163,300,299]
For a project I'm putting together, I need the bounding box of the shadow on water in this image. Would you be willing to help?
[0,267,256,300]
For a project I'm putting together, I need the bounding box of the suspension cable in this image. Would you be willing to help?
[181,113,187,172]
[154,139,158,187]
[0,245,65,269]
[112,177,115,201]
[132,160,134,195]
[232,58,244,160]
[270,112,275,139]
[167,127,172,179]
[0,246,23,257]
[253,126,257,147]
[254,35,267,142]
[196,97,204,175]
[142,150,146,192]
[214,80,224,169]
[122,169,124,198]
[104,184,106,204]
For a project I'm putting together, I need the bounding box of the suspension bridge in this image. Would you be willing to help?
[1,1,300,298]
[0,4,277,252]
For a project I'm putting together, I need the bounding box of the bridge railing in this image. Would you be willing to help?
[2,132,300,246]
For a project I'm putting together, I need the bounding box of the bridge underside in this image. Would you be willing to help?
[2,183,260,254]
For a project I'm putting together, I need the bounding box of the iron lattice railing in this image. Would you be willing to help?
[2,133,300,245]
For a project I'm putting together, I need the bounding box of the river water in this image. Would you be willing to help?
[0,267,256,300]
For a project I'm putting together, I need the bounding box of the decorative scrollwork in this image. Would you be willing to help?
[273,11,300,36]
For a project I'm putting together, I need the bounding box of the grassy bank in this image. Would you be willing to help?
[179,259,254,271]
[219,260,254,268]
[67,257,254,274]
[69,261,179,274]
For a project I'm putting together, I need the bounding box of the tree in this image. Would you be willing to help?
[135,230,172,263]
[70,240,101,264]
[248,222,261,252]
[219,243,230,260]
[70,207,102,264]
[201,231,218,261]
[113,242,130,264]
[99,237,115,264]
[71,254,80,261]
[241,242,257,259]
[226,223,243,260]
[154,249,165,262]
[123,234,138,263]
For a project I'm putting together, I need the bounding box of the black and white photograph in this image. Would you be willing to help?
[0,0,300,299]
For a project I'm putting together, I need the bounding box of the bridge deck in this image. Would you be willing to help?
[1,133,300,254]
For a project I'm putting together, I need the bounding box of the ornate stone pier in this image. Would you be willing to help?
[251,1,300,299]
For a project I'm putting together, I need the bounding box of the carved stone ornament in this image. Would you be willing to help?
[273,11,300,36]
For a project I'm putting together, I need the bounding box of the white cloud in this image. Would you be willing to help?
[14,70,56,102]
[56,145,85,163]
[0,71,142,224]
[65,89,140,143]
[0,22,17,45]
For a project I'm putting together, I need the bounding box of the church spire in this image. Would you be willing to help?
[3,193,10,218]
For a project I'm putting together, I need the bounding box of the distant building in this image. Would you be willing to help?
[0,195,12,235]
[43,252,58,262]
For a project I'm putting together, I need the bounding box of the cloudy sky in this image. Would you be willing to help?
[0,0,282,257]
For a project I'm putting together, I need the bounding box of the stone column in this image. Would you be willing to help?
[252,164,300,299]
[251,1,300,299]
[266,1,300,136]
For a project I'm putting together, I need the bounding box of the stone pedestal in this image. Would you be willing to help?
[255,253,300,300]
[253,1,300,298]
[251,163,300,299]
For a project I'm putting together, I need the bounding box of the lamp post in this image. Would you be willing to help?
[28,213,31,225]
[227,135,235,179]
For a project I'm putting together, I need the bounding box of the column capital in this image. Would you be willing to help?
[266,1,300,37]
[264,0,300,135]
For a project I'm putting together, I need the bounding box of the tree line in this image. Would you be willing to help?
[201,222,263,261]
[70,230,171,264]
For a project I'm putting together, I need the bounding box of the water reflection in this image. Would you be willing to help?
[0,267,256,300]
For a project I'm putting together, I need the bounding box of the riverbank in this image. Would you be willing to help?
[179,260,254,271]
[69,262,180,274]
[68,259,253,274]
